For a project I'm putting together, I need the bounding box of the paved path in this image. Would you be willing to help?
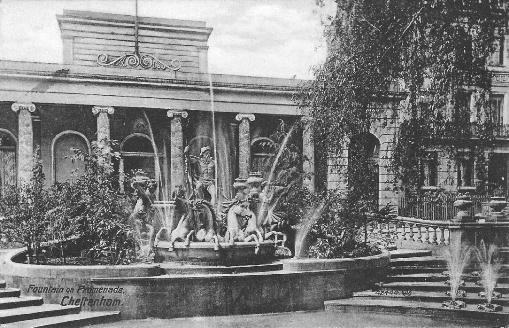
[86,310,490,328]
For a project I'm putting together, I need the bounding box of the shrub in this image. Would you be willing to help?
[0,150,52,263]
[0,142,136,265]
[307,191,393,259]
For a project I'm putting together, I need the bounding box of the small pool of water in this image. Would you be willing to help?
[88,310,492,328]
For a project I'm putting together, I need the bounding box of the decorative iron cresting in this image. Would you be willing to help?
[97,52,181,71]
[96,0,181,72]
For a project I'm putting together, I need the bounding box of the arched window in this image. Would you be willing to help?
[251,137,276,179]
[52,131,90,183]
[0,129,16,195]
[120,133,157,184]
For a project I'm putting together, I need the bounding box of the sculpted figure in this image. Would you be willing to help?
[185,145,216,206]
[167,187,219,250]
[127,175,157,256]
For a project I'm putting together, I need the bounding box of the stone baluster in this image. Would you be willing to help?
[424,226,430,244]
[431,227,438,245]
[167,110,188,193]
[438,227,445,245]
[416,224,422,242]
[235,113,255,180]
[301,116,315,193]
[409,224,415,241]
[11,103,36,185]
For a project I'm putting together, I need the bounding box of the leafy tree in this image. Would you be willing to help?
[299,0,506,257]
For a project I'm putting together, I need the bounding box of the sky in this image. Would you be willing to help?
[0,0,335,79]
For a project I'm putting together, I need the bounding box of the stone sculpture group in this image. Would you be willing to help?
[128,144,289,260]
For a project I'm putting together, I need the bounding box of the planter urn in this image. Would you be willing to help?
[488,196,507,222]
[453,195,474,223]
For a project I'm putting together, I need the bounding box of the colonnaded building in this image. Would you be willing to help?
[2,10,509,210]
[0,10,316,203]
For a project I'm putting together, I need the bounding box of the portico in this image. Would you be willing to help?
[0,10,315,197]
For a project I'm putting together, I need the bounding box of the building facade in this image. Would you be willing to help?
[0,10,315,200]
[326,31,509,209]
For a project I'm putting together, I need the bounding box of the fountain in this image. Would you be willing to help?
[124,71,296,268]
[475,240,503,312]
[441,232,471,309]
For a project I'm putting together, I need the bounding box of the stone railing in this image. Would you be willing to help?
[369,217,451,247]
[381,194,509,250]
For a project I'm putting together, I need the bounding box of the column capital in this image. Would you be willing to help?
[167,110,188,119]
[92,106,114,116]
[11,102,36,113]
[235,113,255,122]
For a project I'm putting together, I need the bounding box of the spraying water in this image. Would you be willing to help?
[258,125,297,225]
[442,232,471,304]
[475,240,502,307]
[294,202,326,258]
[207,73,220,210]
[142,110,163,197]
[141,110,166,231]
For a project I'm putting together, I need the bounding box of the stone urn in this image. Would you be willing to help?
[488,196,507,222]
[247,172,264,198]
[453,194,473,223]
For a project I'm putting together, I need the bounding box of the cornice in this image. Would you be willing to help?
[0,62,304,94]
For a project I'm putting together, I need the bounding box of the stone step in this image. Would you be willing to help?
[387,272,509,284]
[0,296,43,310]
[0,288,21,298]
[1,311,120,328]
[325,297,509,324]
[386,273,449,283]
[381,281,509,294]
[0,304,80,324]
[355,290,509,306]
[389,266,447,275]
[389,249,432,259]
[390,256,446,267]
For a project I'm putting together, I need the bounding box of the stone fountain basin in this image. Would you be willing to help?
[154,240,276,266]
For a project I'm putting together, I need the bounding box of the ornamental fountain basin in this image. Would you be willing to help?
[0,247,390,320]
[154,240,276,266]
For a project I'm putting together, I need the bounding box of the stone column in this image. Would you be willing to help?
[167,110,188,192]
[11,103,36,185]
[92,106,114,146]
[235,113,255,180]
[301,116,315,193]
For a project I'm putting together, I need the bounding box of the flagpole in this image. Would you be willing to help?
[134,0,139,55]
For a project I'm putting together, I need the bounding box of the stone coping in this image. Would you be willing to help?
[91,267,347,284]
[281,251,390,272]
[0,248,162,279]
[157,240,275,249]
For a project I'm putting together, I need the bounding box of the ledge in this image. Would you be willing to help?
[282,251,390,272]
[0,248,162,279]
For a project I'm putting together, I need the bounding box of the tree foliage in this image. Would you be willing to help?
[299,0,506,257]
[302,0,506,195]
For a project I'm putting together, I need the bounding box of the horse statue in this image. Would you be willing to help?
[167,187,219,251]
